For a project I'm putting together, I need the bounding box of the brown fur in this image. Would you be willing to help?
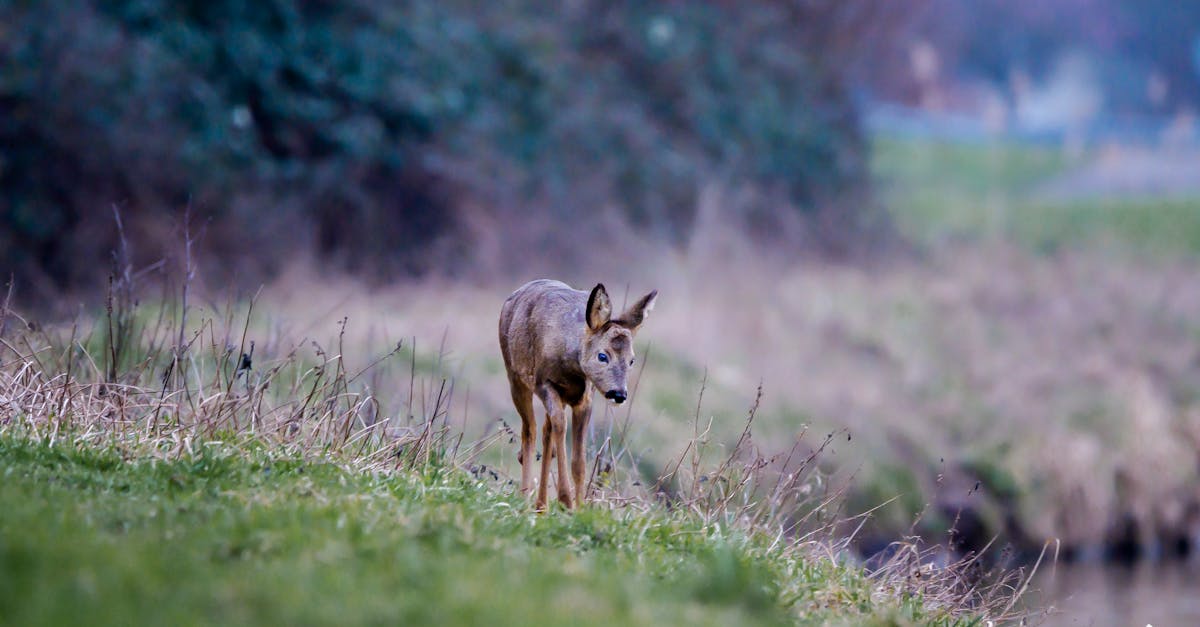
[498,279,657,510]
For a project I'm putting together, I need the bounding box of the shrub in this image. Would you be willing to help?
[1,0,891,297]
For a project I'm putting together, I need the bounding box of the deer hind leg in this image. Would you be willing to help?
[569,398,593,507]
[536,384,573,511]
[509,379,537,498]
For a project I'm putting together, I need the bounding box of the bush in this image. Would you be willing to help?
[0,0,887,297]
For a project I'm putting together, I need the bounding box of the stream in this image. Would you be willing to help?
[1029,560,1200,626]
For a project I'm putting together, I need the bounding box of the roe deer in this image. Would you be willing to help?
[499,280,657,510]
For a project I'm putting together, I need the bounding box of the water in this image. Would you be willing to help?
[1029,561,1200,626]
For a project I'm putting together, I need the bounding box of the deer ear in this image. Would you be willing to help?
[619,289,657,330]
[586,283,612,331]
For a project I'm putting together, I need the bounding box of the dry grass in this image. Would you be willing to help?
[0,248,1041,623]
[261,237,1198,561]
[252,208,1200,555]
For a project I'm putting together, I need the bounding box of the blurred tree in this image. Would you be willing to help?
[0,0,899,298]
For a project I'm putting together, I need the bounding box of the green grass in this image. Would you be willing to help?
[873,136,1200,257]
[1006,197,1200,256]
[872,137,1075,246]
[0,435,970,626]
[873,138,1074,197]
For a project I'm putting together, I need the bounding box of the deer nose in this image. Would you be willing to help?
[605,389,627,404]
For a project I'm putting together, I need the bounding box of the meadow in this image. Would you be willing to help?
[251,136,1200,560]
[0,234,1028,626]
[5,136,1197,624]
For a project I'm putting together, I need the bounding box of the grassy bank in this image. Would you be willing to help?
[0,436,788,626]
[0,290,1024,626]
[7,137,1188,573]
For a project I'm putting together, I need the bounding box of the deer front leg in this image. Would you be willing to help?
[570,398,593,507]
[535,385,572,511]
[554,411,573,509]
[536,412,553,511]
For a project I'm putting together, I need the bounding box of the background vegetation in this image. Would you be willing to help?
[0,289,1029,625]
[5,0,1200,624]
[1,0,911,300]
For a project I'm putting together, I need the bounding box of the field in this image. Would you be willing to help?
[5,136,1198,624]
[875,138,1200,257]
[255,136,1200,560]
[0,246,1027,626]
[294,137,1200,557]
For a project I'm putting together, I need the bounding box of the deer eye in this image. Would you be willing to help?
[598,352,609,363]
[629,357,635,366]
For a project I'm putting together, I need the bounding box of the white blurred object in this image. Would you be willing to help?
[1012,51,1102,151]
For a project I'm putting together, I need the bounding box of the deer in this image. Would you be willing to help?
[498,280,657,511]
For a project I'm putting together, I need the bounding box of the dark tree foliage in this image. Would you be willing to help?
[0,0,887,295]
